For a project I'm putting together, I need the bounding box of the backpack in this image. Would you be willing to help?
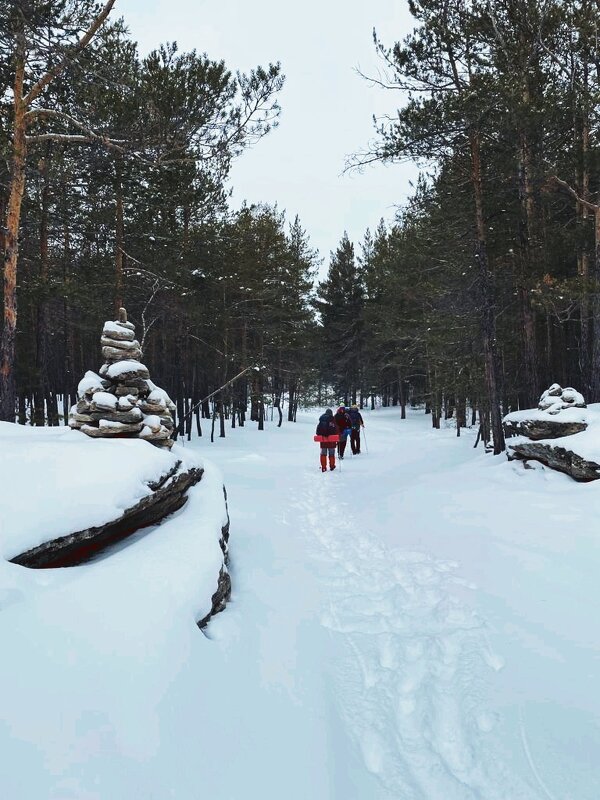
[348,408,361,428]
[316,415,333,436]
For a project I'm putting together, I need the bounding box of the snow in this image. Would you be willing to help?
[503,405,588,425]
[89,390,118,411]
[0,409,599,798]
[146,384,176,411]
[117,394,137,411]
[142,414,162,431]
[77,370,105,397]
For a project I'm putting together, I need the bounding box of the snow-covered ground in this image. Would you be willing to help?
[0,408,599,798]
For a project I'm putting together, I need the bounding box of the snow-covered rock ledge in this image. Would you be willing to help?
[503,406,588,440]
[0,422,231,626]
[11,460,204,568]
[507,403,600,481]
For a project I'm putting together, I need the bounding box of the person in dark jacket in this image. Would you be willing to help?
[315,408,338,471]
[333,406,352,459]
[348,404,365,454]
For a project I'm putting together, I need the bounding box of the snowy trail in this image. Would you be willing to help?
[195,417,564,800]
[199,408,600,799]
[288,430,533,799]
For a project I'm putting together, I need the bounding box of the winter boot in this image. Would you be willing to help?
[329,454,336,471]
[320,454,327,472]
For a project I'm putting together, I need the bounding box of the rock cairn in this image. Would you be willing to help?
[69,308,176,448]
[537,383,586,414]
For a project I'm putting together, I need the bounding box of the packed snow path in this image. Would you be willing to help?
[194,408,599,800]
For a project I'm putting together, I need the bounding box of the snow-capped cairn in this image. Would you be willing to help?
[537,383,586,414]
[69,308,176,448]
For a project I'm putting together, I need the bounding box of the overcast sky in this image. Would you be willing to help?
[118,0,419,270]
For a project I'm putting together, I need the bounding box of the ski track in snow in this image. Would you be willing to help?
[291,452,539,799]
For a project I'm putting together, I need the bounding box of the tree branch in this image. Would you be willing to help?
[24,0,117,107]
[550,175,599,214]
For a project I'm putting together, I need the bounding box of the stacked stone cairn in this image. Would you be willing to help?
[537,383,586,413]
[69,308,176,448]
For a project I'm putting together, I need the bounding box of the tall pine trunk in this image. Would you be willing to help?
[114,154,125,314]
[470,128,505,454]
[0,33,26,422]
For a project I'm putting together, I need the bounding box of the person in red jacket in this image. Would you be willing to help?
[333,406,352,459]
[315,408,338,471]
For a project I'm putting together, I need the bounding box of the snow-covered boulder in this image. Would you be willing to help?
[504,384,587,440]
[503,407,587,440]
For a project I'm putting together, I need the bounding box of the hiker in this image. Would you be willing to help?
[315,408,339,472]
[333,405,352,459]
[348,404,365,454]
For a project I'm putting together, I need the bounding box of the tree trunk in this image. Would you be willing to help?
[578,90,591,394]
[34,149,51,425]
[470,128,505,454]
[288,379,296,422]
[0,34,26,422]
[399,371,406,419]
[517,119,539,406]
[590,210,600,399]
[114,153,125,314]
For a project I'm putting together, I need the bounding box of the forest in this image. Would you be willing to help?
[2,0,600,455]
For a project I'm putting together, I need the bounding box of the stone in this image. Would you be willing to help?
[503,417,587,440]
[115,385,140,397]
[102,345,143,363]
[69,411,95,424]
[508,440,600,482]
[102,320,135,341]
[100,336,141,351]
[88,409,143,425]
[105,361,150,383]
[81,421,144,436]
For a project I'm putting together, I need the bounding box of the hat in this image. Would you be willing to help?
[351,404,358,409]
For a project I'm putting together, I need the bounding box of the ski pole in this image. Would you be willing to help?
[362,428,369,454]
